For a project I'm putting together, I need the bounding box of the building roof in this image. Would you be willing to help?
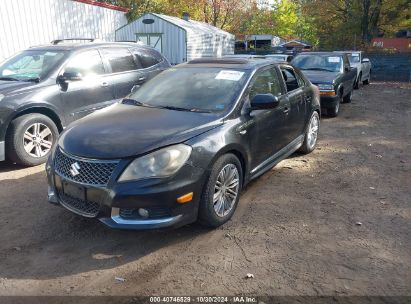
[73,0,128,12]
[149,13,234,39]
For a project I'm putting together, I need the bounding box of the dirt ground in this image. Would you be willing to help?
[0,82,410,298]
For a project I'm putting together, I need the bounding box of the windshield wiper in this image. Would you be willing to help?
[23,77,40,83]
[0,77,21,81]
[301,68,335,72]
[122,98,155,108]
[158,105,211,113]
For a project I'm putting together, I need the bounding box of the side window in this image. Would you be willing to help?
[64,50,105,77]
[249,68,282,100]
[132,49,160,69]
[280,68,303,92]
[101,48,138,73]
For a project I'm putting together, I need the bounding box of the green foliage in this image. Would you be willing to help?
[97,0,408,49]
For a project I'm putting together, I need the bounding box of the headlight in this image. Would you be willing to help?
[317,84,334,91]
[118,144,192,182]
[0,94,5,101]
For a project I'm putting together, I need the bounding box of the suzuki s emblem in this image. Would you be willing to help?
[70,162,81,177]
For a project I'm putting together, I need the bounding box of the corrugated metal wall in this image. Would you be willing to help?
[0,0,127,61]
[115,13,235,65]
[116,14,187,65]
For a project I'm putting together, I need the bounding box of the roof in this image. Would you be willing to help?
[296,52,345,56]
[280,40,312,47]
[183,57,281,70]
[73,0,128,12]
[149,13,234,38]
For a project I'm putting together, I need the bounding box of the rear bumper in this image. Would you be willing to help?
[0,141,4,161]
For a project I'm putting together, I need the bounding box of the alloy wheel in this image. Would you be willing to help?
[307,114,319,149]
[23,123,53,158]
[213,164,240,217]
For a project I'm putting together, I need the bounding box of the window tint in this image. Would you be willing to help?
[64,50,104,77]
[280,68,302,92]
[101,48,137,73]
[134,50,160,68]
[249,68,282,99]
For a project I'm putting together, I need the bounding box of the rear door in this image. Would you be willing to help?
[279,66,307,141]
[59,49,116,123]
[130,48,168,82]
[99,47,143,99]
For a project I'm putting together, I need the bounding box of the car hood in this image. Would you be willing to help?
[300,70,340,84]
[0,80,37,95]
[59,104,222,159]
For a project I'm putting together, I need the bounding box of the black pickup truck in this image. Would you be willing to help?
[292,52,357,117]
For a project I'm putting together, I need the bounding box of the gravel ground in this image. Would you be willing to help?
[0,82,410,298]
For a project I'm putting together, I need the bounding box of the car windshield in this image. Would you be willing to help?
[0,50,67,81]
[348,54,360,63]
[128,67,249,112]
[292,55,343,72]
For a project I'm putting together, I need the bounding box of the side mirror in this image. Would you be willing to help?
[250,94,280,110]
[362,58,370,63]
[344,65,350,72]
[131,84,141,94]
[57,71,82,83]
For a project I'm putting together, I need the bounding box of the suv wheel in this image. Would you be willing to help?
[198,154,243,227]
[299,111,320,154]
[328,97,340,117]
[6,114,58,166]
[343,89,353,103]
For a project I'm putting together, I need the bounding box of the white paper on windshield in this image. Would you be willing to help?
[45,52,58,56]
[215,70,244,81]
[328,57,341,63]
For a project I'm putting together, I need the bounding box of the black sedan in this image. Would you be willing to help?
[292,52,357,117]
[46,58,321,230]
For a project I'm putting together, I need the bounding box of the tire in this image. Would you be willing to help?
[6,113,58,166]
[198,154,243,228]
[343,89,353,103]
[354,73,361,89]
[363,71,370,85]
[299,111,320,154]
[327,97,340,117]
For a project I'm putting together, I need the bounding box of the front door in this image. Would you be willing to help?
[245,66,290,171]
[59,49,116,124]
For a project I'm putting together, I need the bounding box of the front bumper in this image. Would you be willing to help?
[46,155,206,230]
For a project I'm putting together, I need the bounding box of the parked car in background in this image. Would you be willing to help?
[0,40,170,166]
[265,54,293,62]
[46,58,321,230]
[292,52,357,117]
[337,51,371,89]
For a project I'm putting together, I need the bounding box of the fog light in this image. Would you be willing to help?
[138,208,149,218]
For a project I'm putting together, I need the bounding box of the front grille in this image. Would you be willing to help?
[54,148,118,186]
[120,207,171,220]
[57,190,100,218]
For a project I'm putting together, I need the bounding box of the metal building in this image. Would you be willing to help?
[115,13,235,65]
[0,0,127,61]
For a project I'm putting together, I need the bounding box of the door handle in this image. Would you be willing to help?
[283,107,290,114]
[138,77,146,82]
[101,82,109,87]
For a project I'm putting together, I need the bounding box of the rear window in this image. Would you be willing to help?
[132,49,160,69]
[101,48,138,73]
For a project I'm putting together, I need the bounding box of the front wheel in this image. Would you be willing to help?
[6,113,58,166]
[299,111,320,154]
[327,98,340,117]
[198,154,243,228]
[343,89,353,103]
